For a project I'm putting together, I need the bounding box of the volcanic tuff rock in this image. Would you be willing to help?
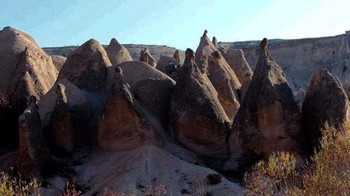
[113,61,176,129]
[212,36,218,47]
[58,39,110,92]
[169,48,230,157]
[51,55,66,71]
[38,79,89,131]
[98,67,157,151]
[230,38,301,157]
[139,48,157,67]
[156,55,178,76]
[219,48,253,100]
[17,96,49,176]
[0,26,58,146]
[195,30,217,73]
[301,68,350,150]
[105,38,132,66]
[173,50,181,65]
[195,30,241,121]
[208,51,241,121]
[50,83,74,153]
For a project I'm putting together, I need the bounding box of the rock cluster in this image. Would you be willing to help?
[195,30,241,121]
[2,27,350,187]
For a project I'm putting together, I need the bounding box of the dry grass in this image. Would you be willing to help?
[244,122,350,195]
[0,171,41,196]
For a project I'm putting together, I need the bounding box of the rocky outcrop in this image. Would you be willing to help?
[49,80,92,153]
[114,61,176,127]
[105,38,132,66]
[230,38,301,157]
[51,83,74,153]
[139,48,157,67]
[0,26,58,146]
[17,96,49,176]
[195,30,241,121]
[195,30,217,73]
[98,67,157,151]
[58,39,110,92]
[212,36,218,47]
[301,68,350,150]
[156,55,178,76]
[207,51,241,121]
[173,50,180,65]
[169,49,230,157]
[219,48,253,100]
[51,55,66,71]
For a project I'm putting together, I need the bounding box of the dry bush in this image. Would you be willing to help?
[244,152,302,195]
[0,171,41,196]
[62,180,82,196]
[245,122,350,195]
[303,123,350,195]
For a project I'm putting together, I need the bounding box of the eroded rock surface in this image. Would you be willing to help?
[219,48,253,100]
[98,67,157,151]
[170,49,230,157]
[230,38,301,157]
[58,39,110,92]
[105,38,132,66]
[301,68,350,150]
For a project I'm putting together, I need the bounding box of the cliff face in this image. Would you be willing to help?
[44,32,350,104]
[44,44,186,64]
[219,32,350,104]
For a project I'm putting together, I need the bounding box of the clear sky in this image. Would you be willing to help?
[1,0,350,50]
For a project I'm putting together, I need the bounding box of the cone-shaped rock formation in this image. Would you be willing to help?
[169,48,230,157]
[112,61,176,127]
[105,38,132,66]
[230,38,301,157]
[58,39,110,92]
[208,51,241,121]
[195,30,242,121]
[17,96,49,176]
[301,68,350,150]
[98,67,157,151]
[49,79,93,153]
[0,26,58,147]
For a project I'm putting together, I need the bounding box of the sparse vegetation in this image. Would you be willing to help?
[0,171,41,196]
[62,180,82,196]
[245,122,350,195]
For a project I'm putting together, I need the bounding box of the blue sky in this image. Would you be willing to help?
[1,0,350,50]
